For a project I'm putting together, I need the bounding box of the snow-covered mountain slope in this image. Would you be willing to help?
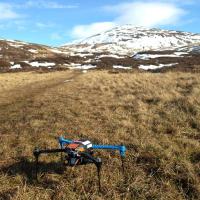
[1,25,200,73]
[62,25,200,56]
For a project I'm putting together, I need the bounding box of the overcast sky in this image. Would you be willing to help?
[0,0,199,46]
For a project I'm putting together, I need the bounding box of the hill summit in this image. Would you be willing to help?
[62,25,200,55]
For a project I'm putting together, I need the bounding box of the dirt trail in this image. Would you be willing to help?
[0,70,83,135]
[1,71,200,199]
[0,71,81,106]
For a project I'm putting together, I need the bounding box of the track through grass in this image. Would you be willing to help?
[0,70,200,199]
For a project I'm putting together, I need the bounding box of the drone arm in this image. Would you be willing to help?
[58,137,72,148]
[33,148,67,157]
[58,138,127,157]
[92,144,126,157]
[57,137,127,157]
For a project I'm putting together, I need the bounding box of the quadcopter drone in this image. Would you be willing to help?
[33,136,127,190]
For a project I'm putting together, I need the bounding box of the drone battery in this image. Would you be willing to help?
[67,143,80,149]
[67,140,92,150]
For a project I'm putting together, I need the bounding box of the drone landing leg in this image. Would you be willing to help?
[60,149,63,163]
[80,152,102,192]
[33,148,67,181]
[33,148,40,181]
[97,162,102,192]
[35,156,39,181]
[121,156,125,175]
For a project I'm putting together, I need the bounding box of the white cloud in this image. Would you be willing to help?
[159,0,195,5]
[16,1,78,9]
[71,1,186,40]
[0,3,21,20]
[71,22,116,39]
[105,1,185,27]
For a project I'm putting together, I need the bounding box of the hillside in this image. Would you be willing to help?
[62,25,200,55]
[0,39,74,72]
[0,26,200,72]
[0,70,200,199]
[1,25,200,199]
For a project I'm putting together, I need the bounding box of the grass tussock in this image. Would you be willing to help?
[0,70,200,199]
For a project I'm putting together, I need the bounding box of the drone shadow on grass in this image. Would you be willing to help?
[0,157,66,189]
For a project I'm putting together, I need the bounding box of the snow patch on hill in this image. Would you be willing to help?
[62,25,200,56]
[133,52,189,60]
[139,63,178,70]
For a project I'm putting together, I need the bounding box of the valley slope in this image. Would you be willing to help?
[0,25,200,72]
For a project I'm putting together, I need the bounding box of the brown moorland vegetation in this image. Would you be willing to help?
[0,70,200,199]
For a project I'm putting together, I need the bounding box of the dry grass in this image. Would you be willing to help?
[0,70,200,200]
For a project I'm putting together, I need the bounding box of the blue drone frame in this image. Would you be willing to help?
[58,137,126,157]
[33,136,127,191]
